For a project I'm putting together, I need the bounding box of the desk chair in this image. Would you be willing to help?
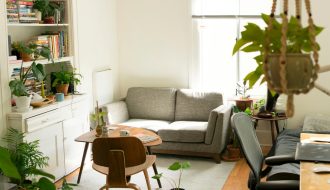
[92,137,156,190]
[231,113,299,190]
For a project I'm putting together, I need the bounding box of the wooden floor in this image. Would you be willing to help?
[222,146,271,190]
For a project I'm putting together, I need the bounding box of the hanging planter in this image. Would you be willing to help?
[263,0,322,117]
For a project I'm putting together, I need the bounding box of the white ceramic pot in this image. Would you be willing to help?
[15,96,31,109]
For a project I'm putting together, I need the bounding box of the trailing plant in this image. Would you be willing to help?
[0,127,56,190]
[152,161,191,190]
[9,42,52,97]
[232,14,323,112]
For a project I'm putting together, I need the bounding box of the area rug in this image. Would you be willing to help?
[72,155,235,190]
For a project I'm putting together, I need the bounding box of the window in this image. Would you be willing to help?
[191,0,276,100]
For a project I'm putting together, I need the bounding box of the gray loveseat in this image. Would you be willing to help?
[101,87,232,163]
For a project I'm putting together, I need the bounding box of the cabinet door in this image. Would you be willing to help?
[63,101,89,174]
[25,122,65,180]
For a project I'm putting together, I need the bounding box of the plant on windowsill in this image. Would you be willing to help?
[234,82,253,112]
[152,161,191,190]
[9,42,52,111]
[0,128,56,190]
[52,67,82,96]
[232,11,323,117]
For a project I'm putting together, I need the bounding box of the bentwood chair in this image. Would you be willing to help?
[92,137,156,190]
[231,112,299,190]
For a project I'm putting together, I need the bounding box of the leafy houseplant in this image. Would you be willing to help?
[90,101,107,137]
[0,128,56,190]
[152,161,191,190]
[52,67,82,96]
[9,42,52,109]
[32,0,63,23]
[232,13,323,115]
[235,82,252,112]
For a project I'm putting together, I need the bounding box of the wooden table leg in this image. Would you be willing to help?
[253,119,259,129]
[77,142,89,184]
[275,120,280,134]
[270,121,276,144]
[147,147,162,188]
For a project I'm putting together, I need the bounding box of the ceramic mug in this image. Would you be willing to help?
[119,130,130,137]
[55,93,64,102]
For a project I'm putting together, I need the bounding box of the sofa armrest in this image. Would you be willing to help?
[101,101,129,124]
[205,105,232,147]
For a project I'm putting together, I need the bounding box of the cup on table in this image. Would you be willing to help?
[119,130,130,137]
[55,93,64,102]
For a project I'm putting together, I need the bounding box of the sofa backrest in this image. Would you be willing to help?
[175,89,223,121]
[126,87,177,121]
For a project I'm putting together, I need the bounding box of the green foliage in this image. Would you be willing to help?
[253,99,266,111]
[236,82,250,98]
[52,67,82,87]
[232,13,323,89]
[152,161,191,189]
[33,0,63,19]
[60,178,78,190]
[0,128,56,190]
[9,42,52,97]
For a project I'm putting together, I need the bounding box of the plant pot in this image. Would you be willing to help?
[56,84,69,96]
[266,53,314,93]
[43,16,55,24]
[14,96,31,109]
[235,99,253,112]
[221,144,241,161]
[20,52,32,62]
[95,125,102,137]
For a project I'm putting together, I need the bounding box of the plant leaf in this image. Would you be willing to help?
[0,147,21,180]
[168,162,181,171]
[241,43,261,52]
[35,177,56,190]
[232,39,249,55]
[181,161,191,169]
[152,173,163,179]
[27,168,55,180]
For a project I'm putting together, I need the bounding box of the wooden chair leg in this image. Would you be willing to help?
[127,183,141,190]
[99,184,108,190]
[143,169,152,190]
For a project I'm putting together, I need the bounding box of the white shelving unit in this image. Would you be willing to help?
[1,0,87,180]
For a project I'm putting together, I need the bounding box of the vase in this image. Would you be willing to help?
[95,125,102,137]
[235,99,253,112]
[266,53,314,93]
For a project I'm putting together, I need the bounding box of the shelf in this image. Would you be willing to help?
[8,56,73,68]
[7,23,69,27]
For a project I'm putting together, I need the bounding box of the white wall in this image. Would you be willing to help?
[117,0,192,97]
[75,0,119,109]
[286,0,330,128]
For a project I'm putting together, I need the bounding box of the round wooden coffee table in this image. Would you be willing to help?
[75,125,162,187]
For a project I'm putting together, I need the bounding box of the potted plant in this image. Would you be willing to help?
[232,13,323,116]
[90,101,107,137]
[9,42,52,111]
[32,0,63,24]
[235,82,252,112]
[0,128,56,190]
[152,161,191,190]
[52,67,82,96]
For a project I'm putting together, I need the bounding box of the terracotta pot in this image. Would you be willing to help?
[95,125,102,137]
[221,144,241,161]
[266,53,314,93]
[43,16,55,24]
[56,84,69,96]
[20,53,32,62]
[235,99,253,112]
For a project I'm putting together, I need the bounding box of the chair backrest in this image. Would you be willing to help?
[92,137,146,168]
[231,112,264,181]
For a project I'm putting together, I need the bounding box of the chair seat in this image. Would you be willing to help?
[92,155,156,176]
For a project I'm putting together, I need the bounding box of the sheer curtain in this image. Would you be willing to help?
[191,0,274,101]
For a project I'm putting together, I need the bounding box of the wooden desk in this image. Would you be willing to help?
[75,125,163,188]
[251,115,287,143]
[300,133,330,190]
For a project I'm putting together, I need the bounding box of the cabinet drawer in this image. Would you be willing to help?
[25,108,71,132]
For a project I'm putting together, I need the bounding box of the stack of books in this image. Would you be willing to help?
[6,0,19,23]
[11,67,45,95]
[8,55,22,64]
[17,0,38,23]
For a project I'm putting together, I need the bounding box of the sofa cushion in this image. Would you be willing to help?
[303,114,330,133]
[158,121,208,143]
[126,87,177,121]
[175,89,223,121]
[118,119,171,132]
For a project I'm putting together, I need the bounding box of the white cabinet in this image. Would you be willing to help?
[7,95,88,180]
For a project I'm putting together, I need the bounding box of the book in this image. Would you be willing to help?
[134,133,158,143]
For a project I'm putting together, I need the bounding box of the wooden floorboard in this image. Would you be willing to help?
[222,146,271,190]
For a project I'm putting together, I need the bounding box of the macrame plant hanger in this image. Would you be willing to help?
[263,0,321,117]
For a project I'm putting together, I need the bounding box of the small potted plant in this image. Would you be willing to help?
[90,101,107,137]
[235,82,252,112]
[9,42,52,111]
[52,67,82,96]
[32,0,63,24]
[152,161,191,190]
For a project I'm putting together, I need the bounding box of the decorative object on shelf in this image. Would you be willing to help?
[0,127,56,190]
[90,101,107,137]
[52,67,82,96]
[55,92,64,102]
[232,0,323,117]
[235,82,253,112]
[9,42,52,112]
[152,161,191,190]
